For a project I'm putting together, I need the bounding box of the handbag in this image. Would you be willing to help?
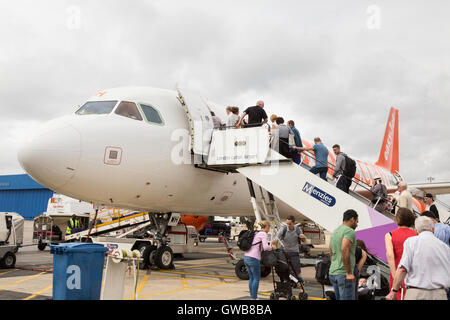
[261,250,277,267]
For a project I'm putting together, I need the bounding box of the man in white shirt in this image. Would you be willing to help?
[420,211,450,246]
[385,216,450,300]
[395,182,413,213]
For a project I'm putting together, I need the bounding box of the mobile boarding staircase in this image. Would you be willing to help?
[65,208,182,246]
[177,88,398,264]
[193,124,395,262]
[64,209,153,241]
[177,88,399,289]
[195,125,393,288]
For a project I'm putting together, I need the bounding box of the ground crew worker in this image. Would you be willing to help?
[66,214,80,235]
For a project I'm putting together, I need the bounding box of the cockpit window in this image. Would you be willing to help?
[140,104,164,125]
[75,101,118,115]
[115,101,143,121]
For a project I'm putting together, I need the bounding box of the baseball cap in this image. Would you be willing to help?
[425,193,434,200]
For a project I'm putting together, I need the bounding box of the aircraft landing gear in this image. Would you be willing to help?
[135,213,179,270]
[154,245,174,270]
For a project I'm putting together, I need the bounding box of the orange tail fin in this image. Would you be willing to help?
[375,107,399,173]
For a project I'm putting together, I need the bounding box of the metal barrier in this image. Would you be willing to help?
[277,137,422,217]
[210,125,423,217]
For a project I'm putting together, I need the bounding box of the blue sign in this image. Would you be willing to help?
[302,182,336,207]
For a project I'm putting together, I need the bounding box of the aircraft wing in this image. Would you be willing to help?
[409,182,450,196]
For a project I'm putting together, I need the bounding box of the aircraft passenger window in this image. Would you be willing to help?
[140,104,163,124]
[76,101,118,115]
[115,102,143,121]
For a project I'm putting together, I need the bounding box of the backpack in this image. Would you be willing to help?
[371,184,387,204]
[315,256,331,286]
[279,225,304,247]
[280,225,302,241]
[237,230,261,251]
[343,155,356,179]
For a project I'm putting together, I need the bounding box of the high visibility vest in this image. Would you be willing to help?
[66,218,80,235]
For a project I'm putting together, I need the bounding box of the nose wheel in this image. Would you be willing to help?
[154,245,174,270]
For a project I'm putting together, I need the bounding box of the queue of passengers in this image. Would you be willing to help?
[221,100,449,301]
[326,194,449,301]
[242,208,449,301]
[215,100,352,194]
[217,102,446,221]
[330,209,449,301]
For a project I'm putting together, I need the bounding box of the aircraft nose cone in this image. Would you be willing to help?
[17,119,81,189]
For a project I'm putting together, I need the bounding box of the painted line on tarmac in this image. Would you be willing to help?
[259,292,326,300]
[157,270,239,280]
[181,278,189,290]
[137,282,226,299]
[212,270,225,283]
[124,274,225,300]
[134,275,150,300]
[146,273,223,284]
[15,266,53,273]
[308,296,326,300]
[0,269,18,277]
[175,262,229,270]
[0,271,47,291]
[23,285,52,300]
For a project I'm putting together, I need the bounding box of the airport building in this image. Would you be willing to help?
[0,174,53,220]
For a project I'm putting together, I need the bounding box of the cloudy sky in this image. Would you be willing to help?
[1,1,449,201]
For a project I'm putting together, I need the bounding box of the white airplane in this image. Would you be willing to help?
[17,86,450,264]
[18,87,257,216]
[18,87,305,218]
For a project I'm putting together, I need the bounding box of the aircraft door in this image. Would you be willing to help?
[177,88,214,162]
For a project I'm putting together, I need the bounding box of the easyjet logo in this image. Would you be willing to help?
[384,112,396,161]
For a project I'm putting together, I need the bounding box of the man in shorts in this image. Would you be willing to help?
[277,216,307,292]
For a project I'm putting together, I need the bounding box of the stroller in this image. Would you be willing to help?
[322,283,375,300]
[315,253,388,300]
[269,249,308,300]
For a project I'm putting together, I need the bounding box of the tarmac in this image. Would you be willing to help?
[0,221,327,300]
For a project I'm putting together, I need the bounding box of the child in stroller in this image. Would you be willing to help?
[317,248,389,300]
[323,278,375,300]
[269,249,308,300]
